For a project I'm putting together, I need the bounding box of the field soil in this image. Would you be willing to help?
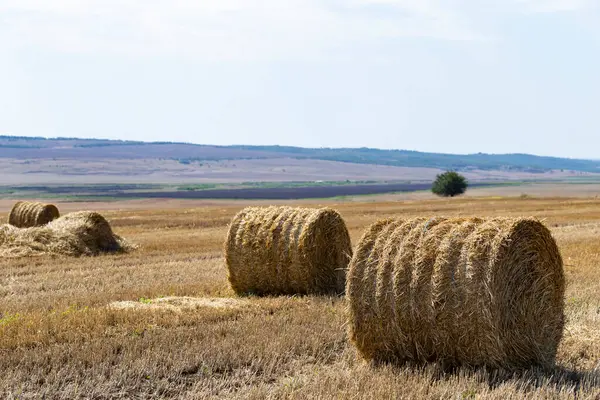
[0,157,594,185]
[1,186,600,398]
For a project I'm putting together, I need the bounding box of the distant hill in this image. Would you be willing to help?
[1,135,599,173]
[228,145,600,173]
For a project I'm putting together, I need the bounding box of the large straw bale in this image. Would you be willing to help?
[347,217,565,369]
[0,211,133,257]
[225,206,352,295]
[8,201,60,228]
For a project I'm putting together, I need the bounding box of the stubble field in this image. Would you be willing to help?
[1,193,600,399]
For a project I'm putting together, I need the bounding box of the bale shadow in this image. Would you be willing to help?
[482,365,600,394]
[379,361,600,395]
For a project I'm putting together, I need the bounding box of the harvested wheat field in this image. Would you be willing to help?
[1,193,600,399]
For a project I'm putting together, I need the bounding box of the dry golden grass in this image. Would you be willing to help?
[1,195,600,399]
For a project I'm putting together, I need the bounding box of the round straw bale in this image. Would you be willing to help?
[225,206,352,296]
[347,217,565,369]
[345,218,397,359]
[8,201,60,228]
[0,210,131,258]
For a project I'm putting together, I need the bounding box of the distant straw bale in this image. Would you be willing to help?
[225,206,352,296]
[347,217,565,369]
[8,201,60,228]
[0,211,134,258]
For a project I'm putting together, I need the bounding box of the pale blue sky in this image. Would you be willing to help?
[1,1,599,158]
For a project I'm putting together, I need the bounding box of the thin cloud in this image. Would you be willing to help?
[511,0,591,13]
[0,0,487,60]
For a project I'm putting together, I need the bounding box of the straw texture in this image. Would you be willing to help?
[347,217,565,369]
[8,201,60,228]
[0,211,134,257]
[225,206,352,295]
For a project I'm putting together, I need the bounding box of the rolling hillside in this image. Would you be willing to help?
[2,135,599,173]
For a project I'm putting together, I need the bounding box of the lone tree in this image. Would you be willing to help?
[432,171,468,197]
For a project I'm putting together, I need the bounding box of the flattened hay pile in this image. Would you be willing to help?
[346,217,565,369]
[225,206,352,296]
[0,211,134,257]
[109,297,250,313]
[8,201,60,227]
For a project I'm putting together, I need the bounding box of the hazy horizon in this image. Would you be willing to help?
[4,134,600,161]
[2,1,599,159]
